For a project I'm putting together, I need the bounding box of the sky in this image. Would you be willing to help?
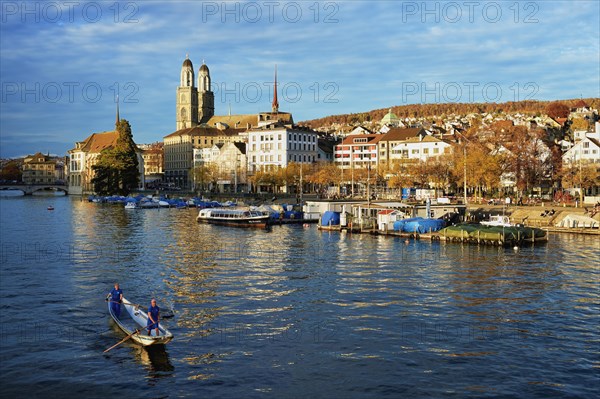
[0,0,599,158]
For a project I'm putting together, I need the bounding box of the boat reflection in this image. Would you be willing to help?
[107,321,174,378]
[131,344,175,378]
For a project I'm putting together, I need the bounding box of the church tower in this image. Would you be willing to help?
[176,55,198,130]
[272,65,279,113]
[197,61,215,123]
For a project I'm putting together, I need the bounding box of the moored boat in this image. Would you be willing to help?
[438,223,547,245]
[480,215,513,227]
[124,201,139,209]
[196,207,270,228]
[108,297,173,346]
[318,210,341,230]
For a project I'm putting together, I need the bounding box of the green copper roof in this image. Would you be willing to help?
[381,108,399,123]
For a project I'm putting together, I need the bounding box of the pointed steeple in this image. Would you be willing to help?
[115,95,120,127]
[272,65,279,113]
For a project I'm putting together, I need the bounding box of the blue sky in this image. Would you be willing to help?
[1,0,599,158]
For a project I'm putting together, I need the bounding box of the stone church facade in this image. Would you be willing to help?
[176,55,215,130]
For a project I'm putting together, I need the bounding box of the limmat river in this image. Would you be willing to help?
[0,196,598,398]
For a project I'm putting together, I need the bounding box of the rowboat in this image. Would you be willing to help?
[108,297,173,346]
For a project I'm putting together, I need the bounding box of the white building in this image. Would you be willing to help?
[388,135,452,162]
[246,123,318,173]
[562,123,600,165]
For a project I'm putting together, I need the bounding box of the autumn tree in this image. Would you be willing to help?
[306,162,342,188]
[570,117,589,132]
[499,125,553,196]
[0,161,22,182]
[193,163,220,192]
[92,119,139,195]
[560,162,600,203]
[387,160,416,195]
[545,102,570,119]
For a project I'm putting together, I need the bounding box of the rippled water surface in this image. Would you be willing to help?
[1,197,598,398]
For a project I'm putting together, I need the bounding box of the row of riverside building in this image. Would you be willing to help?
[60,56,600,195]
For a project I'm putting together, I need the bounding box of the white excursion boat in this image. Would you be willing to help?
[108,297,173,346]
[124,202,139,209]
[196,207,270,228]
[480,215,513,227]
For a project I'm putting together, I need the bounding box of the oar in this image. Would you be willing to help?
[103,321,158,353]
[103,328,141,353]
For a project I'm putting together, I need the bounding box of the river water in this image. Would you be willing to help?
[0,196,598,398]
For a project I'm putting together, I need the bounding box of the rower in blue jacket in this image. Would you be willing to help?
[147,298,160,336]
[108,283,123,318]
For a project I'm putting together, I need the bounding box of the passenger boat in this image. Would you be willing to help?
[124,201,139,210]
[196,207,270,228]
[108,297,173,346]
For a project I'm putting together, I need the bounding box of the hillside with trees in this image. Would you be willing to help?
[299,98,600,128]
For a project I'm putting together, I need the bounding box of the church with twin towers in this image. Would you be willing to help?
[175,55,293,130]
[176,55,215,130]
[164,55,309,190]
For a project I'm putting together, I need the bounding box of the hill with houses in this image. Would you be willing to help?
[299,98,600,135]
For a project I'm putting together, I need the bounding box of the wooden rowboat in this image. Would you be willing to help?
[108,297,173,346]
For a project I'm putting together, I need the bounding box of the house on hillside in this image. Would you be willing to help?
[377,127,426,166]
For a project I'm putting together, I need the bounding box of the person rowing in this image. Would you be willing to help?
[147,298,160,336]
[108,283,123,318]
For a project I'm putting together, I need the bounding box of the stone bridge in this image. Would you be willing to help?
[0,184,69,195]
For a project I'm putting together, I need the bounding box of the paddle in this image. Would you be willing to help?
[103,321,158,353]
[103,328,141,353]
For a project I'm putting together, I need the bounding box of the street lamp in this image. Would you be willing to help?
[454,131,469,205]
[463,144,467,205]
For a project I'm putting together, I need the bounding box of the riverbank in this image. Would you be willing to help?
[467,204,600,235]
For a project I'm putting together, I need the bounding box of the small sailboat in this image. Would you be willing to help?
[47,206,54,211]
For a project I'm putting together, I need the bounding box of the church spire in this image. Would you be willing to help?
[115,95,120,126]
[272,65,279,113]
